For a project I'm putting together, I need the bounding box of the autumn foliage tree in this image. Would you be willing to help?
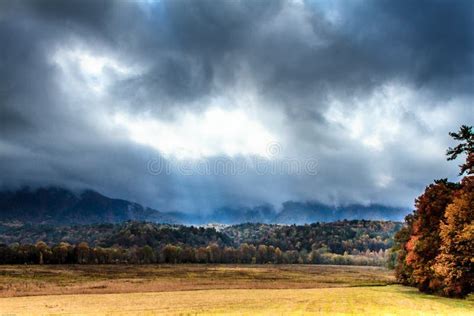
[403,180,458,291]
[392,214,414,285]
[395,125,473,298]
[434,176,474,297]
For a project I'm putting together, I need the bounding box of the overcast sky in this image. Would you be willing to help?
[0,0,473,213]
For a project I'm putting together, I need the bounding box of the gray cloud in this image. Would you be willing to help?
[0,0,472,213]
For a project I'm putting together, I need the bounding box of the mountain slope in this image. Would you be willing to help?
[165,202,408,225]
[0,187,178,224]
[0,187,408,225]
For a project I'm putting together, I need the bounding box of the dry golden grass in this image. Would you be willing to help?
[0,265,472,315]
[1,286,473,315]
[0,264,394,297]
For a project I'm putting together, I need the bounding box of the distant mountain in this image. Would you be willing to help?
[274,201,407,224]
[0,187,178,224]
[0,187,408,225]
[211,204,278,224]
[166,202,407,225]
[166,204,277,225]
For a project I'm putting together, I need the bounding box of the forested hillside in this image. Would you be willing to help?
[223,221,401,253]
[0,220,400,266]
[0,222,232,248]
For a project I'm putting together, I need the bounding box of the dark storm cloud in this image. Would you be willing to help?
[112,0,473,119]
[342,0,474,93]
[11,0,472,111]
[0,0,473,212]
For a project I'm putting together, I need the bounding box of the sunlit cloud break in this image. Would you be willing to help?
[114,107,277,159]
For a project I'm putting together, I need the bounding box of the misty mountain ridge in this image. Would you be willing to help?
[0,187,408,225]
[0,187,178,225]
[178,201,406,225]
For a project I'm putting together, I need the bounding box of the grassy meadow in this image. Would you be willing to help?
[0,265,472,315]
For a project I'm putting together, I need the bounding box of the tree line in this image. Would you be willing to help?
[0,241,389,266]
[393,125,473,298]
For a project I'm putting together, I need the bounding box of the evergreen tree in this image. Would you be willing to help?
[447,125,474,175]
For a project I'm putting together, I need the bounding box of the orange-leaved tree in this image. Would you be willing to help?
[433,175,473,297]
[403,179,458,292]
[395,125,473,298]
